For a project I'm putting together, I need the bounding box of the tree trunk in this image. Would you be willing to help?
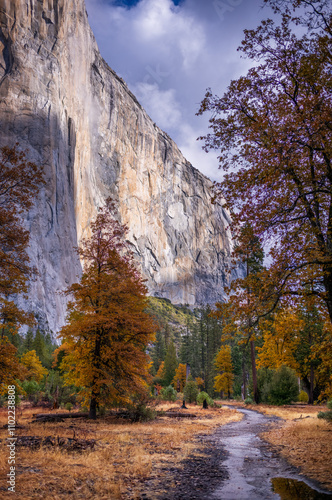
[89,396,97,419]
[242,351,246,400]
[309,362,314,405]
[250,340,259,403]
[323,266,332,324]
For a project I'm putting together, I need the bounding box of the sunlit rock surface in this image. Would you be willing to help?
[0,0,241,333]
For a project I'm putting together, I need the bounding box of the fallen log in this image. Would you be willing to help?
[32,416,65,423]
[158,411,197,418]
[33,412,89,420]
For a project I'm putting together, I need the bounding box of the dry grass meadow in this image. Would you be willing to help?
[0,402,242,499]
[258,404,332,490]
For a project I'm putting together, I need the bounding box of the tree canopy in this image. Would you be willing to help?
[198,0,332,323]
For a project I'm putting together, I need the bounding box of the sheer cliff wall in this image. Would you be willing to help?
[0,0,239,332]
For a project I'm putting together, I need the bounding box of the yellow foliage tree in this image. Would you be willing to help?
[214,345,234,398]
[156,361,165,380]
[20,350,47,382]
[195,377,205,390]
[256,309,303,371]
[172,363,187,392]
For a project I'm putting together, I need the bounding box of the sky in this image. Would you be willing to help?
[85,0,271,181]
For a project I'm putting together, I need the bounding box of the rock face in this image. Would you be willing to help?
[0,0,240,333]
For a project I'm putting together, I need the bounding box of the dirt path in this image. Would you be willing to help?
[148,406,332,500]
[211,406,332,500]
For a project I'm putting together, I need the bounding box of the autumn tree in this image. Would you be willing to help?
[0,145,43,336]
[172,363,187,392]
[198,0,332,323]
[58,199,156,419]
[20,350,48,383]
[0,146,43,391]
[212,225,265,402]
[0,338,26,394]
[257,308,303,371]
[214,345,234,398]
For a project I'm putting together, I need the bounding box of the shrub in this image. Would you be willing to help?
[65,402,73,411]
[20,379,40,404]
[245,397,254,405]
[21,380,40,397]
[197,391,213,406]
[317,411,332,422]
[257,368,274,403]
[175,392,184,402]
[268,365,299,405]
[298,390,309,403]
[183,381,198,403]
[126,403,156,422]
[160,385,177,402]
[318,399,332,422]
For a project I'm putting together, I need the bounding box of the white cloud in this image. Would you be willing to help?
[177,122,223,181]
[85,0,267,180]
[132,82,182,130]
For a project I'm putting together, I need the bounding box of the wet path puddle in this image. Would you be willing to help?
[272,477,332,499]
[212,407,332,500]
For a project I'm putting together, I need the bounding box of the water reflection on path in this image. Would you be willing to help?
[212,407,332,500]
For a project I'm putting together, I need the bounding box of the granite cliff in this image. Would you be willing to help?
[0,0,240,333]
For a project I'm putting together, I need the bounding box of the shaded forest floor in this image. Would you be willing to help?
[0,402,241,499]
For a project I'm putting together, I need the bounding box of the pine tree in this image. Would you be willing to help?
[23,330,34,353]
[151,330,166,373]
[164,339,177,386]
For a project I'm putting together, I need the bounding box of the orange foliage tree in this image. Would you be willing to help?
[58,199,156,419]
[195,377,205,390]
[0,146,43,390]
[172,363,187,392]
[0,338,27,394]
[155,361,165,381]
[0,146,43,336]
